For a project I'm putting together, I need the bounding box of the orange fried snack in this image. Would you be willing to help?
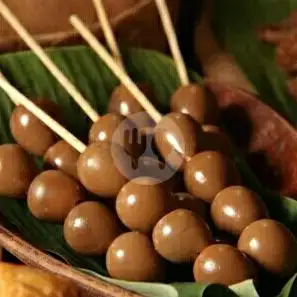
[0,263,79,297]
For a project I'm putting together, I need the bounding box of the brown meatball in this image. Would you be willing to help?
[238,219,297,277]
[89,113,125,144]
[89,113,141,158]
[193,244,256,286]
[116,177,170,233]
[64,201,120,255]
[10,99,59,156]
[44,140,80,180]
[184,151,241,203]
[171,84,219,125]
[152,209,212,263]
[108,83,156,130]
[155,112,203,171]
[106,232,165,281]
[28,170,84,222]
[77,142,129,198]
[0,144,37,197]
[211,186,268,236]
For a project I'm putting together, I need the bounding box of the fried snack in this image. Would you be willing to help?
[0,263,79,297]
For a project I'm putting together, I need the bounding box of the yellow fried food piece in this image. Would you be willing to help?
[0,263,79,297]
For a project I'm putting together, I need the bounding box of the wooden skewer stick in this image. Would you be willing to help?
[92,0,126,71]
[0,73,19,105]
[70,15,163,124]
[154,0,190,86]
[0,0,99,123]
[0,73,86,153]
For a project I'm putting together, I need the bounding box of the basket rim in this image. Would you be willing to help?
[0,224,144,297]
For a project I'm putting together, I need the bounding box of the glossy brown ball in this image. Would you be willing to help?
[77,142,128,198]
[44,140,80,180]
[169,192,208,219]
[152,209,212,263]
[10,99,59,156]
[109,83,155,129]
[238,219,297,277]
[28,170,83,222]
[155,112,203,171]
[0,144,37,197]
[201,125,233,156]
[89,113,140,157]
[116,177,169,233]
[106,232,164,281]
[184,151,241,203]
[89,113,125,144]
[211,186,268,236]
[171,84,219,125]
[193,244,256,286]
[64,201,120,255]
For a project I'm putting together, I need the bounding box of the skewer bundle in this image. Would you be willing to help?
[0,0,296,290]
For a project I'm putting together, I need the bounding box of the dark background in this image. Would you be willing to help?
[177,0,203,71]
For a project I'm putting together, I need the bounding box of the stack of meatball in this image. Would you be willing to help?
[0,80,296,288]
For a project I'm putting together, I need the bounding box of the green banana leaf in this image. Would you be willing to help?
[213,0,297,126]
[0,45,295,297]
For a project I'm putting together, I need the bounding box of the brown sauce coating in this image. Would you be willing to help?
[64,201,121,255]
[106,232,165,282]
[116,177,170,233]
[211,186,268,236]
[27,170,84,222]
[152,209,212,263]
[155,112,203,171]
[108,83,156,130]
[0,144,37,197]
[10,99,60,156]
[89,113,142,158]
[238,219,297,277]
[184,151,241,203]
[77,142,128,198]
[44,140,80,180]
[171,84,219,125]
[193,244,256,286]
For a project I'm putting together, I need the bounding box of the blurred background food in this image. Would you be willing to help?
[0,0,180,52]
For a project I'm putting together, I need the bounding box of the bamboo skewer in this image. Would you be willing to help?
[70,15,163,124]
[0,0,100,123]
[0,73,19,105]
[154,0,190,86]
[92,0,126,71]
[0,73,86,153]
